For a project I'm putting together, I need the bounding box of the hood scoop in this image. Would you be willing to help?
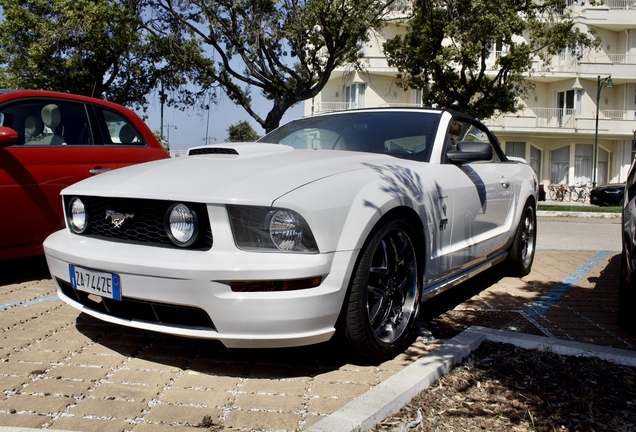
[189,147,238,156]
[187,142,294,158]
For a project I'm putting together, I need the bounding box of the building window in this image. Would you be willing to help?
[597,147,609,186]
[551,145,570,184]
[559,44,582,63]
[345,84,366,109]
[505,141,525,159]
[489,39,504,60]
[530,145,542,177]
[556,90,577,126]
[574,144,592,185]
[414,88,423,106]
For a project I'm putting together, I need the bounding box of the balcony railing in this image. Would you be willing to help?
[529,108,576,128]
[381,103,425,108]
[605,0,636,8]
[314,102,360,113]
[312,104,636,131]
[607,54,636,64]
[600,109,636,120]
[483,108,636,133]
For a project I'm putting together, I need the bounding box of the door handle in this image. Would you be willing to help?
[501,178,510,189]
[89,168,111,175]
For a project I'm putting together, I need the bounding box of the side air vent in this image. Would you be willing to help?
[189,147,239,156]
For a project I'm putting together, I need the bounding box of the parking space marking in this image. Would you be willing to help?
[525,250,611,319]
[0,295,59,311]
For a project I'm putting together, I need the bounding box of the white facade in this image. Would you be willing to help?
[305,0,636,187]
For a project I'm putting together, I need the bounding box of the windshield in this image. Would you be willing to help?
[259,111,441,162]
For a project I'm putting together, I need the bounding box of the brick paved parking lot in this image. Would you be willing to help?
[1,216,635,431]
[0,259,440,432]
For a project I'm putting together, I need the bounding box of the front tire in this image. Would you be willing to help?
[343,217,422,361]
[571,190,580,202]
[507,201,536,277]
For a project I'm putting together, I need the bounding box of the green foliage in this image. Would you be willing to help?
[383,0,601,120]
[227,120,261,142]
[0,0,209,112]
[147,0,394,132]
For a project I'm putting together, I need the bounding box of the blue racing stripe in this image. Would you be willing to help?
[525,251,611,319]
[0,295,60,311]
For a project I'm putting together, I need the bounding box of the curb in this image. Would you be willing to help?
[305,325,636,432]
[537,210,620,218]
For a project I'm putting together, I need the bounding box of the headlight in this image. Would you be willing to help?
[68,197,87,234]
[165,203,198,247]
[269,210,304,251]
[227,206,318,253]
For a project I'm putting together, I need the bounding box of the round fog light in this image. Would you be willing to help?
[166,203,197,246]
[69,197,87,233]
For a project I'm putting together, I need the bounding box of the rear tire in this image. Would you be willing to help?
[507,201,536,277]
[342,217,422,361]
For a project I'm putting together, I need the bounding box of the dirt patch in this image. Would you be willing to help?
[371,341,636,432]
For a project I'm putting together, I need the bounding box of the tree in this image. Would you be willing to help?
[227,120,261,142]
[146,0,395,132]
[153,129,170,151]
[383,0,601,120]
[0,0,207,112]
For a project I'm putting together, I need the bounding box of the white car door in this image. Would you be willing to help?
[439,120,515,271]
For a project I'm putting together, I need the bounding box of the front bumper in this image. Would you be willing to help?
[44,229,356,348]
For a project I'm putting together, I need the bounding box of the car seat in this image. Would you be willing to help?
[24,116,44,144]
[118,124,137,144]
[40,104,66,145]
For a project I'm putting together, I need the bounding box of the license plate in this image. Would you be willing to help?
[69,265,122,301]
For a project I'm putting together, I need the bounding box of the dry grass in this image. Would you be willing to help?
[371,341,636,432]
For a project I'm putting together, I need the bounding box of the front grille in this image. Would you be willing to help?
[58,279,216,330]
[66,196,213,250]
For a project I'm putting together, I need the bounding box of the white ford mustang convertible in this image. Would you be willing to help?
[44,108,538,360]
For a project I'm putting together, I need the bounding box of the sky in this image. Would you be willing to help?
[141,92,305,151]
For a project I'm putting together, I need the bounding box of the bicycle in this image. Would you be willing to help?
[547,184,570,201]
[571,183,589,203]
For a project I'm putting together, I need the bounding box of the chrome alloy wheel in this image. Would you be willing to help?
[520,206,536,268]
[366,228,419,344]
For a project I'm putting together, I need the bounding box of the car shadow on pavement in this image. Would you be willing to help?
[73,312,355,377]
[0,255,50,285]
[69,253,635,383]
[416,254,636,350]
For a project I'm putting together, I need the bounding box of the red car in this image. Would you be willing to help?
[0,90,169,260]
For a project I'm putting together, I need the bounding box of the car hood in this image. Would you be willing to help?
[596,183,625,190]
[65,143,405,205]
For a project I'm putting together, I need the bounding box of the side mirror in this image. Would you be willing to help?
[447,141,493,163]
[0,126,19,148]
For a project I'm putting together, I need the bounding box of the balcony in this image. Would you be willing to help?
[313,102,424,114]
[313,102,361,113]
[484,107,636,136]
[605,0,636,9]
[577,1,636,30]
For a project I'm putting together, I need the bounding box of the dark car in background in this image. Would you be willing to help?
[590,183,625,206]
[0,90,169,260]
[620,161,636,333]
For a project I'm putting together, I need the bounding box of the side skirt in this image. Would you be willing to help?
[421,251,508,302]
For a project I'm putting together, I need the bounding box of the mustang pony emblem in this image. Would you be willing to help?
[105,210,134,228]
